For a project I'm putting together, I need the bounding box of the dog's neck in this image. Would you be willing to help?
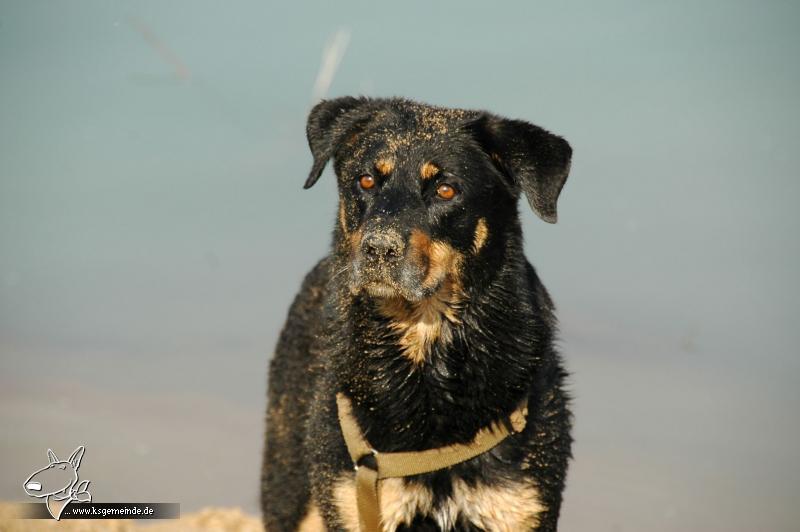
[329,231,556,452]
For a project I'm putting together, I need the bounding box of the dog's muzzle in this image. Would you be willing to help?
[351,229,427,301]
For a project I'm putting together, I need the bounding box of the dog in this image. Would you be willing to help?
[262,97,573,532]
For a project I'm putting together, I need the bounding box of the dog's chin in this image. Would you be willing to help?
[353,280,440,303]
[349,262,440,302]
[363,282,400,299]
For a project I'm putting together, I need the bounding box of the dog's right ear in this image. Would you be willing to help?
[304,96,372,189]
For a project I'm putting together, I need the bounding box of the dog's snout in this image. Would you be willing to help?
[362,232,405,262]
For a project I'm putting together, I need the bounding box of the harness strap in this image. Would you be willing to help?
[336,393,529,532]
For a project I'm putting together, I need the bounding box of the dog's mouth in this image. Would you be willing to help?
[349,266,433,302]
[349,254,459,303]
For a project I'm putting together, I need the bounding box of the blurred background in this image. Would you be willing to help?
[1,1,798,531]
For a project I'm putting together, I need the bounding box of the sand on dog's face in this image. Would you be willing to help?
[0,503,263,532]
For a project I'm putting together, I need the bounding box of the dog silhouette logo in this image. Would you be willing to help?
[23,446,91,520]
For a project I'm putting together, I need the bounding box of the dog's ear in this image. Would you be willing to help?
[67,446,85,470]
[304,96,373,189]
[469,114,572,223]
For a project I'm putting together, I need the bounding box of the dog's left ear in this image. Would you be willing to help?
[304,96,373,189]
[469,114,572,223]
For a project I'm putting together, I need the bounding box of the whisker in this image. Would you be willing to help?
[330,264,351,282]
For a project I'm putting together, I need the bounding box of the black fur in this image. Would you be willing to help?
[262,97,573,531]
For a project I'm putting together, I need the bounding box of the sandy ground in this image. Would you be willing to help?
[0,504,263,532]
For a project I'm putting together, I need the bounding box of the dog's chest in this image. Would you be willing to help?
[333,474,544,531]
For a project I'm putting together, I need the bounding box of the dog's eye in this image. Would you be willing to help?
[358,175,376,190]
[436,183,457,200]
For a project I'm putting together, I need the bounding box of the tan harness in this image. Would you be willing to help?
[336,393,529,532]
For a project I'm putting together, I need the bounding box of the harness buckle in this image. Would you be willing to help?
[354,448,378,472]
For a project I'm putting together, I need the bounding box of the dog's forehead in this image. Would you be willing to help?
[355,104,474,160]
[381,101,470,130]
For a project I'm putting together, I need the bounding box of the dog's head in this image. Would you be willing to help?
[304,97,571,303]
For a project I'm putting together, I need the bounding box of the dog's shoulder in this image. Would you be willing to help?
[283,256,331,327]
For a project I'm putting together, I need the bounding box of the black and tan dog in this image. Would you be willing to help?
[262,97,573,532]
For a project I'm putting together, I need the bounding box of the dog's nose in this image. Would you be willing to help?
[362,231,405,262]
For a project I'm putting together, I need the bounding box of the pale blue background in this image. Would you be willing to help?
[1,1,798,530]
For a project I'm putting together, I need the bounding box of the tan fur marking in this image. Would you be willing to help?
[378,283,461,365]
[339,203,348,234]
[378,230,464,365]
[333,474,544,531]
[297,502,325,532]
[381,478,434,530]
[472,218,489,254]
[333,477,359,531]
[350,228,363,257]
[439,479,546,531]
[422,240,463,290]
[407,229,432,264]
[375,158,395,176]
[420,162,440,180]
[333,475,433,532]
